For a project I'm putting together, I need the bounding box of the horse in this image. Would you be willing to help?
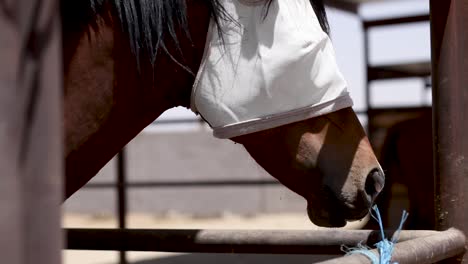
[376,110,434,230]
[61,0,384,227]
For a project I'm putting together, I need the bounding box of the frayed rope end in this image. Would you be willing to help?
[343,205,409,264]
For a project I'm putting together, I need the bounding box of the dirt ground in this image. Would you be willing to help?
[63,212,368,264]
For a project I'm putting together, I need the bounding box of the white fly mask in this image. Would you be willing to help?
[191,0,353,138]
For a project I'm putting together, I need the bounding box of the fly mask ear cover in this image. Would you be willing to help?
[191,0,353,139]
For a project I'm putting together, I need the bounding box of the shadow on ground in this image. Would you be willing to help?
[133,253,336,264]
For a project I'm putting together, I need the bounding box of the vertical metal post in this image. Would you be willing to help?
[363,25,371,112]
[430,0,468,262]
[362,20,372,136]
[0,0,63,263]
[117,149,128,264]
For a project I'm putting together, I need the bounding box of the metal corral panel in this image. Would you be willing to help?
[65,228,465,263]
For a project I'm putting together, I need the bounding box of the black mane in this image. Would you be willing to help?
[61,0,329,67]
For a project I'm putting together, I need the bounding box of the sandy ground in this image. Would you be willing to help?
[63,212,368,264]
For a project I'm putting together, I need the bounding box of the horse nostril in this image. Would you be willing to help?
[365,169,385,201]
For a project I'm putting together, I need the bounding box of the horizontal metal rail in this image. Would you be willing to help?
[151,118,204,125]
[66,228,441,255]
[363,14,430,29]
[324,0,359,14]
[317,228,466,264]
[367,61,431,81]
[85,179,281,189]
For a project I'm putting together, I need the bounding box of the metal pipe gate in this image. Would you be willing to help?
[65,228,465,263]
[1,0,467,263]
[64,1,468,263]
[0,0,461,263]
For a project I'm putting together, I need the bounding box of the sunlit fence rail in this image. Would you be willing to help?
[65,228,465,263]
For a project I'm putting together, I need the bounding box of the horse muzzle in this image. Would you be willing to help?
[307,168,384,227]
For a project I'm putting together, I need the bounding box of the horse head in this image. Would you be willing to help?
[232,108,383,227]
[190,0,384,227]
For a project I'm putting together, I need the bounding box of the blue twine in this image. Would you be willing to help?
[343,205,409,264]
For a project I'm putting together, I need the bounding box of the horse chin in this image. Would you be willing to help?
[307,204,347,227]
[306,201,370,228]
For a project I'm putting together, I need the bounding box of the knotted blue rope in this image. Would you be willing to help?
[343,205,409,264]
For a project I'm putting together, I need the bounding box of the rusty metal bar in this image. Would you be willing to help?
[363,14,429,29]
[430,0,468,262]
[367,61,431,81]
[86,179,280,189]
[66,229,438,254]
[317,228,466,264]
[116,150,128,264]
[324,0,359,14]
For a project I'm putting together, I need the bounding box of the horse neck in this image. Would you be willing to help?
[62,2,211,198]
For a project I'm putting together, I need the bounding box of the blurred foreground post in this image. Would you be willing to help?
[0,0,63,263]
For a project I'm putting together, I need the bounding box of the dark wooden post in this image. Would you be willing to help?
[430,0,468,262]
[0,0,63,263]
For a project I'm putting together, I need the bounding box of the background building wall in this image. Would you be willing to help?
[64,130,306,217]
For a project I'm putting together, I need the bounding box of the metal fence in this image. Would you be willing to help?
[65,1,468,263]
[3,0,466,264]
[65,228,465,263]
[85,134,283,263]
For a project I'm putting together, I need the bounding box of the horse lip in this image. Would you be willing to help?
[340,196,372,221]
[306,192,348,228]
[307,205,347,227]
[306,204,368,227]
[306,186,371,227]
[344,208,370,222]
